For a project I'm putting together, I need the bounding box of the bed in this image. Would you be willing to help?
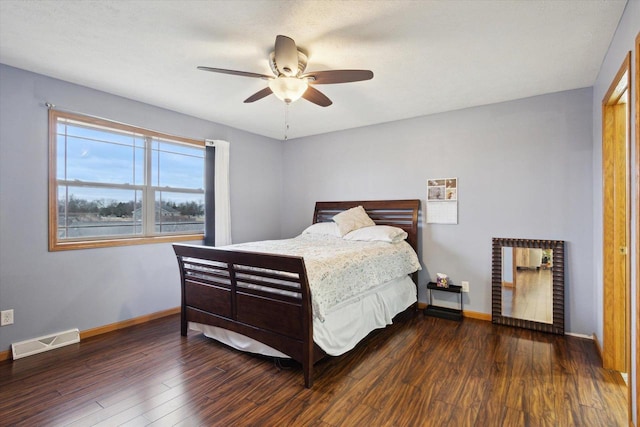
[172,199,421,388]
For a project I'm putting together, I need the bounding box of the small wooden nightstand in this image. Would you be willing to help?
[425,282,463,321]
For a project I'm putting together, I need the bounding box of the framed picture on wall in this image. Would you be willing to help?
[427,177,457,224]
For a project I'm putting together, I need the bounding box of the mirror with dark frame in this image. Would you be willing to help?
[492,238,565,334]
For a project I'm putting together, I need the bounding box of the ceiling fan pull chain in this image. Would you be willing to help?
[284,103,290,141]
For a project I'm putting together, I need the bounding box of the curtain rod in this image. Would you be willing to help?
[45,102,210,144]
[45,102,141,130]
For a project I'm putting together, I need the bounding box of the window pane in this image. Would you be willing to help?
[152,140,204,189]
[63,122,138,146]
[134,146,145,186]
[155,191,204,234]
[57,185,68,239]
[157,139,203,156]
[56,135,66,180]
[58,186,143,238]
[65,136,136,185]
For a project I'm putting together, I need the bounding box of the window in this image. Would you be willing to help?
[49,110,205,251]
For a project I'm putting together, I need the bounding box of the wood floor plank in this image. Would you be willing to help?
[474,399,508,426]
[139,369,230,424]
[526,375,557,424]
[95,381,173,409]
[322,402,380,426]
[575,365,606,410]
[185,394,258,427]
[319,367,383,425]
[447,401,482,427]
[387,382,432,426]
[0,313,628,427]
[146,395,220,427]
[427,399,460,426]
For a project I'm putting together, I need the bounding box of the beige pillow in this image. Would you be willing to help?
[332,206,376,236]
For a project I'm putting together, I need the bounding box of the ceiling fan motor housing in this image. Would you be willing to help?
[269,51,308,77]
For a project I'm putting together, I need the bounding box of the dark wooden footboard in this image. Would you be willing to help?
[172,243,321,387]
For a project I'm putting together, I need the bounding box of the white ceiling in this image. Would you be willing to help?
[0,0,627,140]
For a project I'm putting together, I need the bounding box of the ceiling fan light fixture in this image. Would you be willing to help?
[268,77,308,104]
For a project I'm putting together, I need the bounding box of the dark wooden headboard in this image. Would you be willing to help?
[313,199,420,255]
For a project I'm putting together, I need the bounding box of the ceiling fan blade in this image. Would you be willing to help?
[302,70,374,84]
[274,35,299,77]
[243,87,273,103]
[197,66,272,79]
[302,86,332,107]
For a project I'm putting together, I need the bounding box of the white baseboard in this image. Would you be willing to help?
[565,331,594,340]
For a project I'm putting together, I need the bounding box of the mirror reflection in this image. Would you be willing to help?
[492,238,564,334]
[501,247,554,324]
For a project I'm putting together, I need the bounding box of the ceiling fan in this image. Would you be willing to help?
[197,35,373,107]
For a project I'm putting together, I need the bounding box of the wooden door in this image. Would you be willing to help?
[602,53,631,373]
[635,31,640,427]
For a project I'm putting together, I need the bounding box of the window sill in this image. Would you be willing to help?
[49,234,204,251]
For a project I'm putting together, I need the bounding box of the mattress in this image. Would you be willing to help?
[189,275,417,357]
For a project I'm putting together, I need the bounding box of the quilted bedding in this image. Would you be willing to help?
[224,233,422,321]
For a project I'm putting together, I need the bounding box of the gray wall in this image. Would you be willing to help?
[282,88,594,335]
[591,1,639,422]
[0,64,283,351]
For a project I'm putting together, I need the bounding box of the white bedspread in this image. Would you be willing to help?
[222,234,421,321]
[190,275,417,357]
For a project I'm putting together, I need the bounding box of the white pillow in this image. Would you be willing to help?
[343,225,408,243]
[332,205,376,236]
[302,222,341,237]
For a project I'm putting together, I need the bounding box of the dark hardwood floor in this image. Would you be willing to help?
[0,313,627,426]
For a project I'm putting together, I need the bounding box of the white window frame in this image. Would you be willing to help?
[48,110,205,251]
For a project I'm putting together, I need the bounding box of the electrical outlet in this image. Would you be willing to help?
[461,281,470,293]
[1,309,14,326]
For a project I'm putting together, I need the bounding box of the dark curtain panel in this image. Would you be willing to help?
[204,145,215,246]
